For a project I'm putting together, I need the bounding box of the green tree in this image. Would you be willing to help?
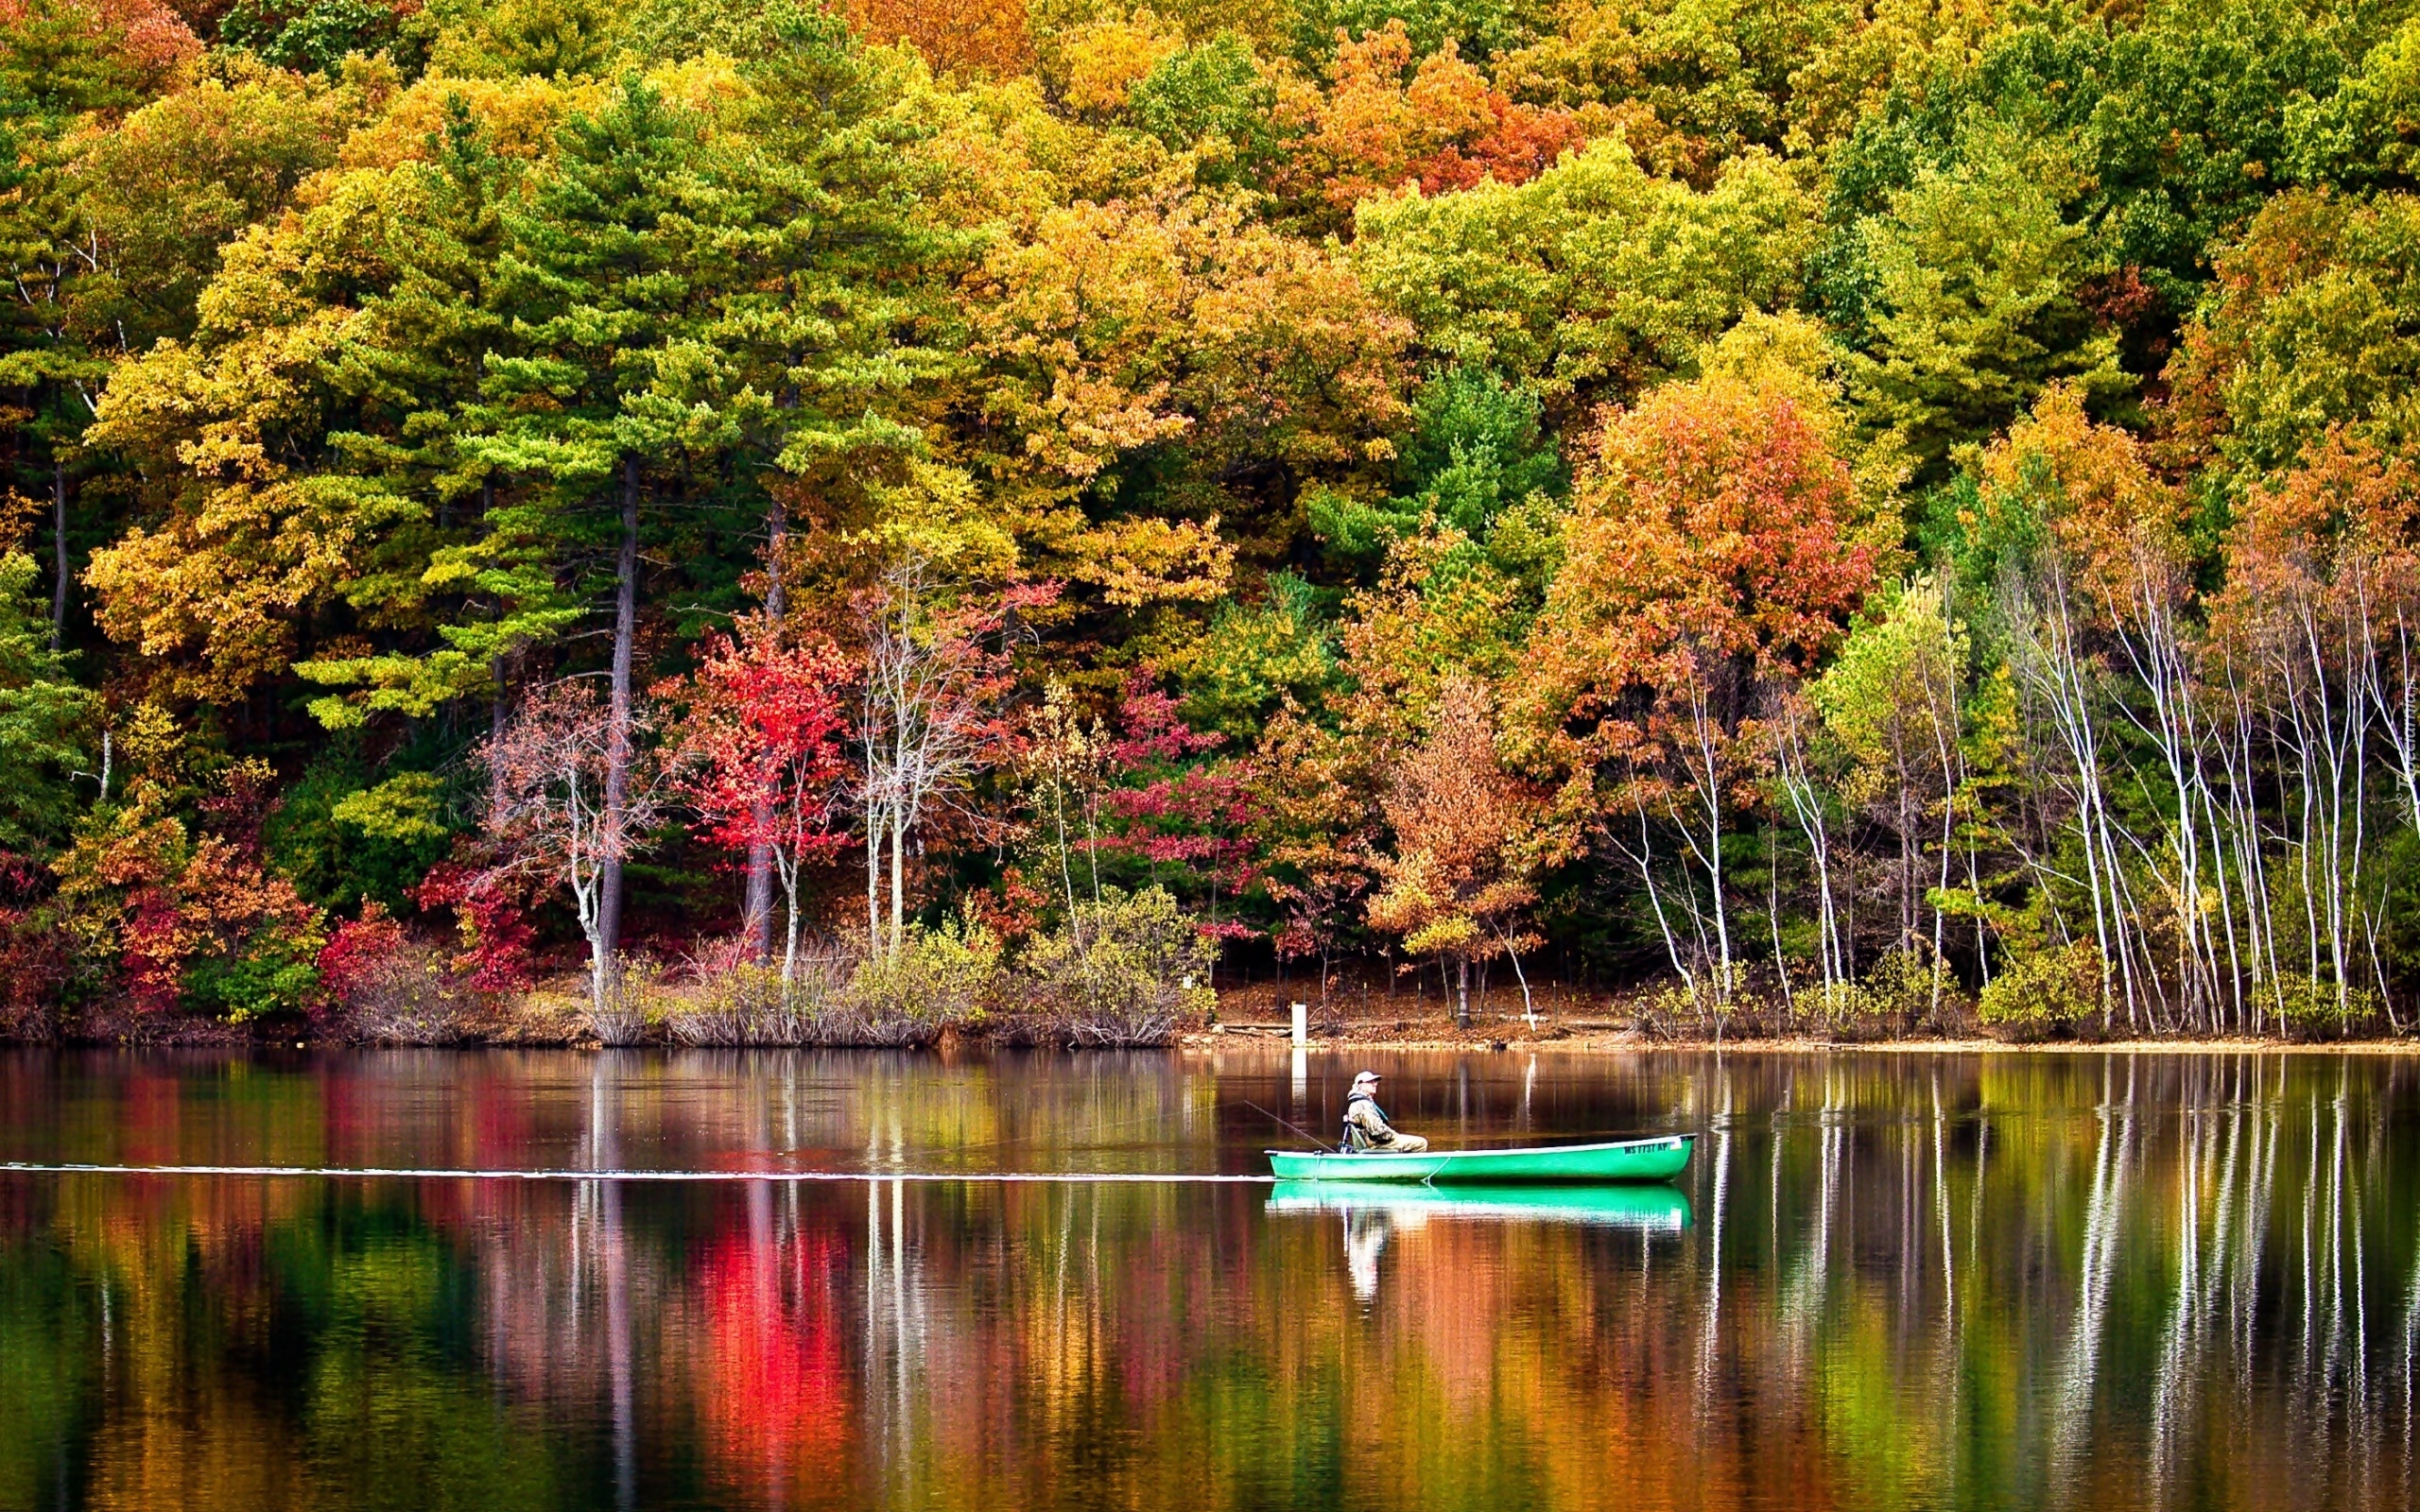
[1352,138,1813,419]
[1130,31,1284,185]
[1289,0,1558,66]
[0,0,199,119]
[424,0,626,79]
[1822,0,2384,308]
[290,97,580,730]
[462,25,958,954]
[262,743,455,912]
[1841,133,2128,483]
[461,74,737,964]
[1307,362,1565,584]
[0,551,95,852]
[221,0,424,77]
[0,117,108,648]
[1162,571,1337,738]
[85,93,570,707]
[1809,576,1969,989]
[2167,188,2420,472]
[67,59,363,352]
[2290,14,2420,190]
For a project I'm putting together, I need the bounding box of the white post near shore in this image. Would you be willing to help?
[1290,1001,1307,1047]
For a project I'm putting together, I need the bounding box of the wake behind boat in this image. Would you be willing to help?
[1265,1132,1695,1184]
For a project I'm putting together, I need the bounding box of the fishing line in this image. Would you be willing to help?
[1240,1100,1332,1150]
[1,1161,1277,1185]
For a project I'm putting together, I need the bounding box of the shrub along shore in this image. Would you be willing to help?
[20,931,2416,1050]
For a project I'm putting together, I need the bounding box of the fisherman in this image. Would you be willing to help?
[1340,1070,1427,1154]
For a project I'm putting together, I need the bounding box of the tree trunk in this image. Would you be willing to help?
[50,460,66,650]
[743,497,787,963]
[489,652,510,827]
[783,881,803,994]
[740,864,774,960]
[890,804,907,958]
[1500,926,1536,1028]
[591,930,614,1022]
[483,479,508,825]
[865,810,883,957]
[1455,956,1470,1029]
[599,455,640,971]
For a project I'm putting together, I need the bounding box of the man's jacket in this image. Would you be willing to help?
[1341,1091,1409,1150]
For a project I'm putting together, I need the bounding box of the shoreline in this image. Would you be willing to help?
[1183,1032,2420,1057]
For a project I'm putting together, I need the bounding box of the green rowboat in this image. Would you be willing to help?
[1265,1132,1694,1184]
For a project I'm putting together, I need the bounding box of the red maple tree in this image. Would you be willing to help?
[1097,679,1262,954]
[668,615,855,989]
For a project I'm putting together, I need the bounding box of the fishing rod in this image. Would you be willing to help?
[1242,1099,1332,1151]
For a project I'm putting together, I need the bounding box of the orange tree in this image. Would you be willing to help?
[1366,676,1564,1026]
[1515,373,1885,1002]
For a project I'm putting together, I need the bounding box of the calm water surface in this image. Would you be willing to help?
[1,1047,2415,1511]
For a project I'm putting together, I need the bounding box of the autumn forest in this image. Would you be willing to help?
[6,0,2420,1044]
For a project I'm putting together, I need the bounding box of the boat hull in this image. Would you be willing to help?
[1265,1133,1693,1183]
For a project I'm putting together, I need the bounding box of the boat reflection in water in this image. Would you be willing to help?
[1268,1179,1692,1298]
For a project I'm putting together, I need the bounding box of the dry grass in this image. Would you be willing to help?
[330,942,486,1046]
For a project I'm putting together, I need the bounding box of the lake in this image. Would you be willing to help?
[1,1046,2413,1511]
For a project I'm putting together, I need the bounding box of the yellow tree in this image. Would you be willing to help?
[957,183,1409,649]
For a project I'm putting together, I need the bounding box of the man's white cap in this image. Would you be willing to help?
[1352,1070,1382,1084]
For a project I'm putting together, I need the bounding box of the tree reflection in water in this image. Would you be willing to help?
[0,1048,2414,1510]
